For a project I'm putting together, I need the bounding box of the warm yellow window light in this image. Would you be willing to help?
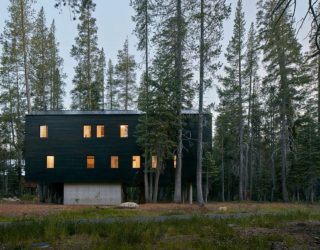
[132,156,140,169]
[152,155,157,169]
[83,125,91,138]
[111,156,119,169]
[97,125,105,138]
[87,156,95,169]
[47,156,54,169]
[40,125,48,138]
[120,125,128,138]
[173,155,177,168]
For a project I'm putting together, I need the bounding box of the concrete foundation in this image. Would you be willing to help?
[63,183,122,205]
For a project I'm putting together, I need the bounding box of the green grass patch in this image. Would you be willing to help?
[1,208,319,249]
[45,207,141,220]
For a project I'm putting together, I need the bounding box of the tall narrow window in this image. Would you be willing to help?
[173,155,177,168]
[111,156,119,169]
[47,156,54,169]
[87,156,95,169]
[152,155,157,169]
[132,156,140,169]
[83,125,91,138]
[120,125,128,138]
[40,125,48,138]
[96,125,105,138]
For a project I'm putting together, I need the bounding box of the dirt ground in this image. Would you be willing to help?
[235,221,320,250]
[0,202,91,217]
[0,201,318,217]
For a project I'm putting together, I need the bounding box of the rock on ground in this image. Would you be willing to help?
[119,202,139,209]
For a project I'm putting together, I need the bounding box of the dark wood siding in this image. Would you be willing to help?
[25,113,212,186]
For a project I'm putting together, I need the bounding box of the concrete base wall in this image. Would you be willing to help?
[63,184,122,205]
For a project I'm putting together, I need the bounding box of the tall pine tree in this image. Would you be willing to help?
[70,2,104,110]
[114,39,137,110]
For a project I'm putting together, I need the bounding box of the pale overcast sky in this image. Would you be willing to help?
[0,0,310,109]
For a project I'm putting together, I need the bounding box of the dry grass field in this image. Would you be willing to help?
[1,201,320,249]
[1,201,317,218]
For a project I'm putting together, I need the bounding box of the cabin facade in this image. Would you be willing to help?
[25,110,212,205]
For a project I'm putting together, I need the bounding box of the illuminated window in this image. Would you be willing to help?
[173,155,177,168]
[83,125,91,138]
[47,156,54,169]
[120,125,128,138]
[97,125,105,138]
[87,156,94,169]
[152,155,157,169]
[40,125,48,138]
[132,156,140,169]
[111,156,119,169]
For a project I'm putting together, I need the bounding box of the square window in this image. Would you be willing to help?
[97,125,105,138]
[87,156,94,169]
[83,125,91,138]
[152,155,157,169]
[47,156,54,169]
[40,125,48,138]
[111,156,119,169]
[120,125,128,138]
[132,156,140,169]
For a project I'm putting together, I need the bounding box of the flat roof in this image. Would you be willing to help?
[27,109,201,116]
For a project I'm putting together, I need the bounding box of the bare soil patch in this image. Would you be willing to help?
[236,221,320,250]
[138,202,319,214]
[0,202,90,218]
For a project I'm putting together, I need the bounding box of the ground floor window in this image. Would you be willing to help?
[152,155,157,169]
[132,156,140,169]
[87,156,95,168]
[111,156,119,168]
[46,156,54,168]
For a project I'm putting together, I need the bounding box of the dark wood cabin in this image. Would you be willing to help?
[25,110,212,204]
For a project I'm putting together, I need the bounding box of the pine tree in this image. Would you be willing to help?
[152,0,194,203]
[0,0,35,194]
[244,23,260,199]
[47,20,65,110]
[93,48,106,110]
[105,59,119,110]
[30,7,49,111]
[114,39,137,110]
[188,0,230,205]
[136,50,178,202]
[70,2,104,110]
[18,0,34,113]
[132,0,153,202]
[219,0,246,200]
[257,0,308,201]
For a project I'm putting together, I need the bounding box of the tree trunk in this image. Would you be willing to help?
[20,0,31,113]
[144,149,150,202]
[144,0,150,203]
[153,168,160,202]
[174,0,183,203]
[318,54,320,132]
[196,0,205,206]
[86,7,92,110]
[221,137,225,202]
[125,41,129,110]
[275,23,289,202]
[248,71,253,200]
[239,41,244,201]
